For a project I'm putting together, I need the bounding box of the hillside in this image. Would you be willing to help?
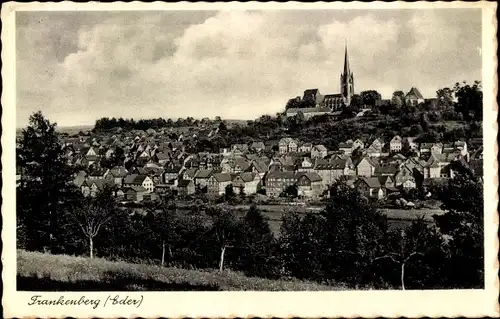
[17,250,345,291]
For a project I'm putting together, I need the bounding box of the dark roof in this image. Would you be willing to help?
[195,169,213,179]
[266,171,297,180]
[213,173,232,182]
[177,179,194,187]
[406,87,424,99]
[359,177,382,188]
[238,172,257,182]
[286,107,331,114]
[297,172,322,182]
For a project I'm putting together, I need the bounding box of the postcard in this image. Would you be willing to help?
[2,1,498,318]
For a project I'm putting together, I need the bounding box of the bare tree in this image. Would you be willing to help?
[71,187,117,258]
[372,223,434,290]
[207,205,239,272]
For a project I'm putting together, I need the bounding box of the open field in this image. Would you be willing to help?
[17,250,345,291]
[233,204,446,236]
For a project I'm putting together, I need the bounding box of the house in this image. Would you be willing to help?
[419,143,434,154]
[374,164,399,177]
[123,174,154,193]
[394,166,416,188]
[265,171,297,197]
[356,157,379,177]
[298,157,314,172]
[355,177,387,199]
[87,168,107,180]
[298,142,313,153]
[177,179,196,196]
[194,169,213,188]
[390,135,403,153]
[182,168,198,181]
[250,141,265,153]
[352,139,365,151]
[405,137,419,152]
[163,166,183,184]
[366,139,384,157]
[311,145,328,159]
[278,138,299,154]
[232,172,261,195]
[286,107,332,119]
[155,152,170,165]
[85,146,98,157]
[231,144,249,156]
[296,172,324,198]
[338,140,353,155]
[431,143,443,155]
[405,87,425,106]
[248,159,269,179]
[81,178,115,197]
[73,171,87,188]
[104,166,128,187]
[207,173,233,196]
[454,141,468,156]
[233,158,251,173]
[124,186,149,202]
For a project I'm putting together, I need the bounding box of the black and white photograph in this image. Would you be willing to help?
[2,2,498,318]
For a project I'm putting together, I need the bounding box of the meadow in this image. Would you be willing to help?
[17,250,345,291]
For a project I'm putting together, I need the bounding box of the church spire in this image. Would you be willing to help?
[343,43,351,77]
[340,42,354,107]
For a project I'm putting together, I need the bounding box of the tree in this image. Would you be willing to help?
[218,121,228,132]
[282,185,298,198]
[285,97,301,110]
[433,170,484,288]
[225,184,235,201]
[278,210,327,280]
[391,91,405,108]
[361,90,382,107]
[17,111,80,252]
[350,94,363,109]
[373,219,445,290]
[436,87,454,109]
[70,186,118,258]
[147,199,179,266]
[238,204,277,277]
[321,181,389,285]
[453,81,482,120]
[206,206,241,271]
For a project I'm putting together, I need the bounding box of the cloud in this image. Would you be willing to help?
[16,9,481,127]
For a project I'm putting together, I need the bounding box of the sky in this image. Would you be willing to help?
[16,9,482,127]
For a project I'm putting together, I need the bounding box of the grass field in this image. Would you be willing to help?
[233,204,446,236]
[17,250,344,291]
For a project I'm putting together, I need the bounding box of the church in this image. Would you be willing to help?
[286,45,354,118]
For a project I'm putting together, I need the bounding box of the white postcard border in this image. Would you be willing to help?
[2,2,498,318]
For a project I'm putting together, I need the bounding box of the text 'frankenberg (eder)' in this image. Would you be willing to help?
[28,295,144,309]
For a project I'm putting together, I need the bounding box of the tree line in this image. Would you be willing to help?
[17,112,483,289]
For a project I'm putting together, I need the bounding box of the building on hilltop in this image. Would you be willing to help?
[405,87,425,106]
[285,44,354,116]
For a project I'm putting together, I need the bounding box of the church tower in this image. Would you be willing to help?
[340,44,354,107]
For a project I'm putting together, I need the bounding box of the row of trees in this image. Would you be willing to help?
[17,112,484,289]
[93,116,222,132]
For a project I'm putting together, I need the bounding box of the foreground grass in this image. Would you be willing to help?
[17,250,344,291]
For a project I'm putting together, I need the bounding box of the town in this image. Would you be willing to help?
[45,122,482,206]
[20,47,481,208]
[16,44,484,292]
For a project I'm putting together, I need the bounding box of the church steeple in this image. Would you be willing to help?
[340,43,354,107]
[343,43,350,77]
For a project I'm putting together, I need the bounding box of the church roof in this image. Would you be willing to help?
[287,107,331,114]
[406,87,424,99]
[324,94,342,99]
